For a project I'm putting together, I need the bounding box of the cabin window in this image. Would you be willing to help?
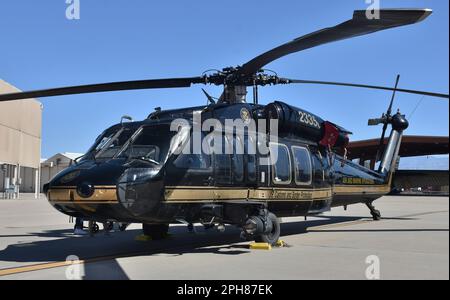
[292,146,312,185]
[269,143,292,185]
[213,134,232,185]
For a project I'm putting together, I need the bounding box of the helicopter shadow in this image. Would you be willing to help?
[0,214,419,279]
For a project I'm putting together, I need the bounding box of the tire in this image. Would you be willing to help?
[371,210,381,221]
[104,222,114,231]
[142,223,169,240]
[119,223,129,232]
[92,223,100,233]
[255,213,280,246]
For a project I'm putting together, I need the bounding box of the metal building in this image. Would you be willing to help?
[0,79,42,199]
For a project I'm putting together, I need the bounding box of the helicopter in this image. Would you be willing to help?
[0,8,448,245]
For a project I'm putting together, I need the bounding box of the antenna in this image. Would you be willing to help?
[202,89,216,105]
[120,115,133,125]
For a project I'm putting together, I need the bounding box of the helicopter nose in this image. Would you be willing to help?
[45,161,126,204]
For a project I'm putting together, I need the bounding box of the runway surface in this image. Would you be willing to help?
[0,196,448,280]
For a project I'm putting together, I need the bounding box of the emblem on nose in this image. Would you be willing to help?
[77,182,95,198]
[60,170,81,184]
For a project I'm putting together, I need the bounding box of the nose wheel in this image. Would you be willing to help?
[366,202,381,221]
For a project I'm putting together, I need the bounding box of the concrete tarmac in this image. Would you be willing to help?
[0,196,448,280]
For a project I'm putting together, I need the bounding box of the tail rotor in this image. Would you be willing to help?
[368,74,401,166]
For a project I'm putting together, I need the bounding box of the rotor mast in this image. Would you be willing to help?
[220,85,248,104]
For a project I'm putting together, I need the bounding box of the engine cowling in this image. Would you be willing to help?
[264,101,350,148]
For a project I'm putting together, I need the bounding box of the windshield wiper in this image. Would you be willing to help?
[132,157,160,165]
[115,127,144,160]
[95,128,124,159]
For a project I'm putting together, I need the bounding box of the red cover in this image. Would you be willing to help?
[319,121,339,147]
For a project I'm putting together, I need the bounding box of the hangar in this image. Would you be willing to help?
[346,135,449,193]
[0,80,42,199]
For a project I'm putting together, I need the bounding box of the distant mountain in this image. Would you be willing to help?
[399,155,449,170]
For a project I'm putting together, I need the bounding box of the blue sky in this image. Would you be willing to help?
[0,0,448,159]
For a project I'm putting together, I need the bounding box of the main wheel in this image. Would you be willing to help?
[142,223,169,240]
[255,213,280,246]
[89,222,100,233]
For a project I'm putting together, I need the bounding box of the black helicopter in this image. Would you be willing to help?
[1,9,448,245]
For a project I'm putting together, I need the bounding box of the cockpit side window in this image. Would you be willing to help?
[120,127,174,162]
[173,133,211,169]
[173,153,210,169]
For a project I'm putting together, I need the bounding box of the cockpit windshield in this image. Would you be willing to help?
[117,125,176,163]
[84,124,178,163]
[81,122,186,164]
[93,127,136,159]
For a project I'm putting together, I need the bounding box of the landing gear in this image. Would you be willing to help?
[119,223,129,232]
[255,213,280,245]
[366,202,381,221]
[142,223,169,240]
[88,221,100,236]
[242,210,281,246]
[103,221,114,235]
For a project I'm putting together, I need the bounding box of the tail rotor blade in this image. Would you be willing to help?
[376,75,401,162]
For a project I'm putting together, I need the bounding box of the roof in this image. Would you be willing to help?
[41,152,84,164]
[346,135,449,160]
[61,152,84,160]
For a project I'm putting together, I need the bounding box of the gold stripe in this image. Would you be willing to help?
[164,187,332,202]
[249,189,331,201]
[50,185,116,189]
[165,188,249,201]
[47,187,118,203]
[333,184,390,195]
[166,186,331,191]
[49,201,118,205]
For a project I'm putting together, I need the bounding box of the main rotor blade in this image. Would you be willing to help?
[238,9,433,76]
[283,79,449,99]
[0,77,206,102]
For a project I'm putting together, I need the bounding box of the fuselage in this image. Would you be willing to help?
[44,102,396,226]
